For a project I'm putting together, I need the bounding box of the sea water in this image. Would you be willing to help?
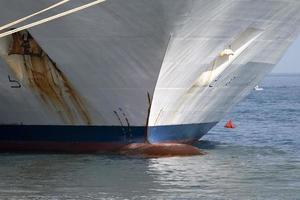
[0,74,299,200]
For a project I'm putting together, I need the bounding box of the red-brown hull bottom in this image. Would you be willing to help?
[0,142,204,157]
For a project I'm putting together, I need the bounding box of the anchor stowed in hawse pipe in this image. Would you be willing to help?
[194,27,264,88]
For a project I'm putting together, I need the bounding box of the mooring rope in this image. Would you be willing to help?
[0,0,70,32]
[0,0,106,39]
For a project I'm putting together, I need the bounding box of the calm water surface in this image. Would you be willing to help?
[0,74,299,200]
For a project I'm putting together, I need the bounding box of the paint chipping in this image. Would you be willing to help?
[0,30,91,125]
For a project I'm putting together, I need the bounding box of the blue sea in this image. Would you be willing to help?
[0,74,299,200]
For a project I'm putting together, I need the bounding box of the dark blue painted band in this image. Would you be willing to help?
[0,122,217,144]
[148,122,218,143]
[0,125,145,143]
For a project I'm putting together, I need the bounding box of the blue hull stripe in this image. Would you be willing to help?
[0,122,217,144]
[148,122,218,143]
[0,125,145,143]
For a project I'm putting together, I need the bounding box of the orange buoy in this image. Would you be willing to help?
[224,120,236,128]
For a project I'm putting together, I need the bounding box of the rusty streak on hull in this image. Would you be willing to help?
[0,30,91,125]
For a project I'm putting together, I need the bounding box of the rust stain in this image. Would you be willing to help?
[120,143,205,158]
[1,30,91,125]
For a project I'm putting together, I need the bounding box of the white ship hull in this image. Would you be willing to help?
[0,0,299,151]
